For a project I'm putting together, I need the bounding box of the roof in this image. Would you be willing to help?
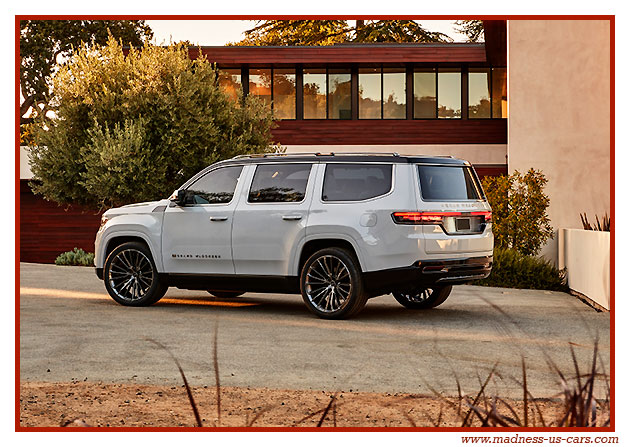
[180,153,470,189]
[221,152,470,165]
[188,43,487,64]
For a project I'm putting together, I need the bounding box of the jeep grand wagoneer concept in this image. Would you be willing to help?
[95,153,493,319]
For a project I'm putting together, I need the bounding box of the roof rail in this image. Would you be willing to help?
[230,152,402,159]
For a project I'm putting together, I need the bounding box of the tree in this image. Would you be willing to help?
[454,20,484,42]
[482,169,554,256]
[29,38,275,209]
[232,20,350,46]
[20,20,154,127]
[231,20,452,46]
[353,20,452,43]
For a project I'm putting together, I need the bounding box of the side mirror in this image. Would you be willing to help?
[169,189,189,206]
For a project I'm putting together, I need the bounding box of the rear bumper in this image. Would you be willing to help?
[95,268,103,280]
[363,255,492,296]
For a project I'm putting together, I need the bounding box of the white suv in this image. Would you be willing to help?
[94,153,493,319]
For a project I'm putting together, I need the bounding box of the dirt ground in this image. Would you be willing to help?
[20,381,571,428]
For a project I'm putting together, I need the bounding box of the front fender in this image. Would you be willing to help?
[94,215,163,271]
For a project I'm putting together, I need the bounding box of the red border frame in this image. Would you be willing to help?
[15,15,615,433]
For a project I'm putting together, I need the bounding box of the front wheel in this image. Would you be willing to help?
[300,247,368,319]
[104,242,168,306]
[392,285,453,309]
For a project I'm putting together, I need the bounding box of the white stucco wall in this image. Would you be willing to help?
[558,229,610,310]
[507,20,611,263]
[20,146,33,180]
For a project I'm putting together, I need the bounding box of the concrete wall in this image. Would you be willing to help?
[507,20,610,262]
[559,229,610,310]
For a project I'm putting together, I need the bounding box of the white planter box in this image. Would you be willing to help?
[558,229,610,310]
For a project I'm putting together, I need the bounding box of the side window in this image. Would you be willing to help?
[186,166,243,204]
[248,164,312,203]
[322,164,392,201]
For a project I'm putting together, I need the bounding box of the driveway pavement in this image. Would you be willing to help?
[19,263,610,398]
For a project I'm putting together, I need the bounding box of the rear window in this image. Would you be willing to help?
[417,165,484,201]
[322,164,392,201]
[248,164,312,203]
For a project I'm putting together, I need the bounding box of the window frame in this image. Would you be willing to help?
[246,162,314,205]
[327,67,353,120]
[184,165,244,207]
[467,66,507,120]
[302,67,328,120]
[412,67,438,120]
[320,162,395,203]
[248,66,298,121]
[468,67,492,120]
[358,65,407,120]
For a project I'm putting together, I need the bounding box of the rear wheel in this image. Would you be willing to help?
[392,285,453,310]
[300,247,368,319]
[104,242,168,306]
[208,291,244,299]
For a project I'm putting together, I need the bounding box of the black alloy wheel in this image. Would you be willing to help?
[300,247,368,319]
[392,285,453,309]
[104,241,168,306]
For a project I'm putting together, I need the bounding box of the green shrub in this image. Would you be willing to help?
[54,248,95,266]
[474,248,568,291]
[482,169,554,256]
[30,37,274,210]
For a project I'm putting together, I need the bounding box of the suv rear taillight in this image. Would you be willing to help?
[391,211,492,225]
[471,211,492,223]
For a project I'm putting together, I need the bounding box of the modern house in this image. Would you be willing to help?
[19,19,611,267]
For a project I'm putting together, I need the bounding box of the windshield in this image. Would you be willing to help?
[417,165,484,201]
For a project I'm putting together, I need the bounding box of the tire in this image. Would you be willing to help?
[300,247,368,319]
[104,241,168,307]
[208,291,244,299]
[392,285,453,310]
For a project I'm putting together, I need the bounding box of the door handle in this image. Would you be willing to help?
[210,216,228,222]
[282,215,303,221]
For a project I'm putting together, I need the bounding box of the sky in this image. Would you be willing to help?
[145,20,470,46]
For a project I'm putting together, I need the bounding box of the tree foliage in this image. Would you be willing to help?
[231,20,452,46]
[482,169,554,256]
[454,20,484,42]
[29,38,274,209]
[353,20,452,43]
[20,20,154,126]
[232,20,350,46]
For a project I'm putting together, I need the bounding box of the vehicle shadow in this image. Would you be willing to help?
[152,291,493,325]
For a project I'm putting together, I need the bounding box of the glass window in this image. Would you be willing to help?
[187,166,243,204]
[303,68,326,119]
[383,68,406,119]
[469,68,491,119]
[249,68,272,109]
[328,69,352,119]
[358,67,381,119]
[437,69,461,119]
[248,164,312,203]
[413,68,436,119]
[492,67,508,118]
[273,68,296,119]
[417,165,483,201]
[322,164,392,201]
[217,69,242,103]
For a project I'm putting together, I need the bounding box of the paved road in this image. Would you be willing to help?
[19,263,610,398]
